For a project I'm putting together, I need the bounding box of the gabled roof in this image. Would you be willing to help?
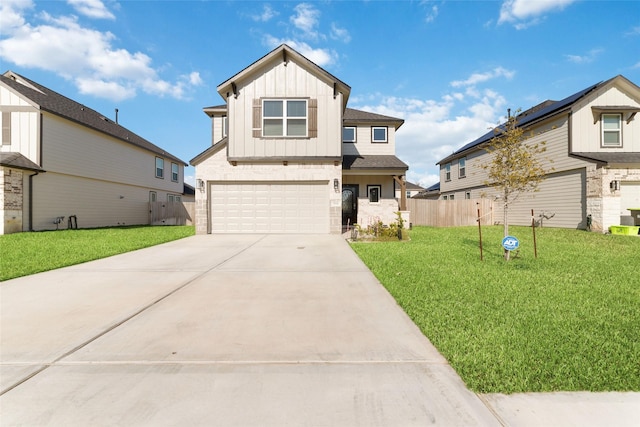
[344,108,404,129]
[437,75,638,165]
[405,181,424,191]
[217,44,351,110]
[190,137,227,166]
[1,71,187,165]
[0,152,45,172]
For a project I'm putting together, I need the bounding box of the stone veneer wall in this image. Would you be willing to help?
[2,168,24,234]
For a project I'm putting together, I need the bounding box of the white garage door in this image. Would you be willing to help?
[620,181,640,214]
[210,181,329,233]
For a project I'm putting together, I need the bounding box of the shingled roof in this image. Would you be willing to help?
[342,155,408,171]
[1,71,186,165]
[344,108,404,129]
[0,152,45,172]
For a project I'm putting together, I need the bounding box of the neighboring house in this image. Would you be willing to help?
[394,181,424,199]
[436,75,640,232]
[190,44,409,234]
[413,182,441,200]
[0,71,187,234]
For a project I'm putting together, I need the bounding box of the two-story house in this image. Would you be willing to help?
[0,71,187,234]
[190,44,409,234]
[436,75,640,232]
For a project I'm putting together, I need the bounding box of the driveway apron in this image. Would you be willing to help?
[1,234,499,426]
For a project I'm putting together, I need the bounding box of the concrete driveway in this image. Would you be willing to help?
[1,234,638,426]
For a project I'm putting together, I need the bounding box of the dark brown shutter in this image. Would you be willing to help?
[252,99,261,138]
[308,98,317,138]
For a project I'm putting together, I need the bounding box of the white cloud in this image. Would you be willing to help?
[351,67,513,187]
[0,0,33,35]
[425,4,439,23]
[67,0,115,20]
[498,0,577,28]
[451,67,515,88]
[565,48,603,64]
[330,23,350,43]
[251,4,277,22]
[290,3,321,40]
[0,5,201,102]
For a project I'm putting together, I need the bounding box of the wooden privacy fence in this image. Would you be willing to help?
[149,201,195,226]
[407,199,494,227]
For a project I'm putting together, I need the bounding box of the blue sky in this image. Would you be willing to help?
[1,0,639,187]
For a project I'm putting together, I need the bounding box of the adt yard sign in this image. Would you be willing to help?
[502,236,519,251]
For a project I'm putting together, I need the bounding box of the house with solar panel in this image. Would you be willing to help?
[436,75,640,233]
[0,71,188,234]
[190,44,409,234]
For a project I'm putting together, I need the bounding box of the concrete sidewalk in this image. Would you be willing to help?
[1,234,638,426]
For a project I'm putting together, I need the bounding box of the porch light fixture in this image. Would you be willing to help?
[197,179,205,192]
[334,178,339,192]
[610,180,620,191]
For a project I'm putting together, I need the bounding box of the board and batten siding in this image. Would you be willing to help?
[41,113,182,193]
[226,58,342,159]
[571,84,640,152]
[0,85,40,161]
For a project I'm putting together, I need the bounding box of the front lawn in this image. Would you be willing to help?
[0,226,195,281]
[350,226,640,394]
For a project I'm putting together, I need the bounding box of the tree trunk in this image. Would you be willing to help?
[503,197,510,261]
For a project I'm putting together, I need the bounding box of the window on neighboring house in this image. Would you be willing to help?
[171,163,179,182]
[149,191,157,202]
[263,99,307,137]
[367,185,381,203]
[449,194,455,200]
[155,157,164,178]
[445,163,451,181]
[459,157,466,178]
[602,113,622,147]
[343,126,356,143]
[2,112,10,145]
[222,116,228,137]
[372,127,388,143]
[443,195,448,200]
[465,192,471,199]
[406,191,411,199]
[167,194,181,203]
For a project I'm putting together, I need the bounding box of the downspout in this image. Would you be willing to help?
[28,171,40,231]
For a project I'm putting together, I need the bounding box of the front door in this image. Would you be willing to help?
[342,184,358,226]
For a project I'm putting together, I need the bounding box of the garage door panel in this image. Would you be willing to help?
[210,181,329,234]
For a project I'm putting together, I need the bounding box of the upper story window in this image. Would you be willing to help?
[343,126,356,143]
[372,126,388,143]
[263,99,307,137]
[171,162,179,182]
[155,157,164,179]
[458,157,466,178]
[222,116,228,137]
[445,163,451,181]
[2,112,10,145]
[601,113,622,147]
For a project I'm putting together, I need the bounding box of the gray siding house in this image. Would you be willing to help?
[191,45,409,234]
[436,75,640,232]
[0,71,187,234]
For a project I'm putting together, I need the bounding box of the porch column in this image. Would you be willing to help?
[394,175,407,210]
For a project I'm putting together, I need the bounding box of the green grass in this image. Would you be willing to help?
[0,225,195,281]
[350,226,640,394]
